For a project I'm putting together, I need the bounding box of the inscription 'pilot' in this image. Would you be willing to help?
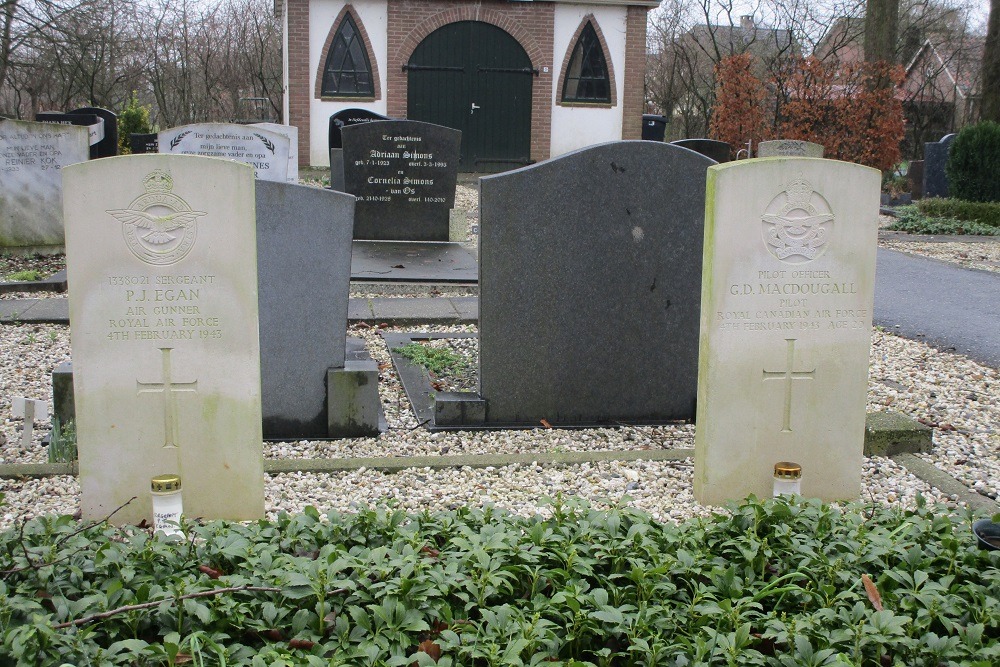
[125,288,200,302]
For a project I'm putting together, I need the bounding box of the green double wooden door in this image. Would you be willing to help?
[407,21,533,173]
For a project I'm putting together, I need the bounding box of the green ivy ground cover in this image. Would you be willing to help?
[1,496,997,666]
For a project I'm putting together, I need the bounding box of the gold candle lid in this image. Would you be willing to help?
[773,462,802,479]
[151,474,182,492]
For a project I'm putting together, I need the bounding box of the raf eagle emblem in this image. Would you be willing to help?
[107,169,205,265]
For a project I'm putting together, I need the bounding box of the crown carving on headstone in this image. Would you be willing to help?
[786,174,812,207]
[143,170,173,194]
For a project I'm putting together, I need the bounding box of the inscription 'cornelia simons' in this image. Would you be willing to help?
[106,170,206,265]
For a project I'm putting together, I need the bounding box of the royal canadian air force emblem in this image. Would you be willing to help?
[107,169,206,265]
[761,175,834,264]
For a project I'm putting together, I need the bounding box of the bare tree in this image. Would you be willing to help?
[983,0,1000,121]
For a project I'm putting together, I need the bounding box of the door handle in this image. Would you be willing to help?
[470,103,481,115]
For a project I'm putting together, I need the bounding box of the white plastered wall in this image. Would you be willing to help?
[550,4,627,157]
[309,0,389,166]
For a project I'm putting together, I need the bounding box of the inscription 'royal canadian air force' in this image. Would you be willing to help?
[106,169,206,265]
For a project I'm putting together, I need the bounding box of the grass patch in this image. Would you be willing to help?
[887,206,1000,236]
[4,269,43,282]
[393,341,467,375]
[1,497,997,665]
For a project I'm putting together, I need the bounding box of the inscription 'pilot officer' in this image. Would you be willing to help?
[125,289,200,302]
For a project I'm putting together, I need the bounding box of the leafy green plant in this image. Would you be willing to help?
[917,198,1000,229]
[47,416,77,463]
[5,269,42,282]
[117,92,154,155]
[947,121,1000,202]
[0,498,998,665]
[393,342,467,375]
[886,206,1000,236]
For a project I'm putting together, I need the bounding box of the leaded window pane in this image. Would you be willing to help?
[562,23,610,102]
[322,15,374,96]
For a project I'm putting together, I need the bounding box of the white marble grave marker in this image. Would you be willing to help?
[11,397,48,449]
[158,123,290,182]
[0,118,89,251]
[63,154,264,525]
[694,158,880,504]
[251,122,298,183]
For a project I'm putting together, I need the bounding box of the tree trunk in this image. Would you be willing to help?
[982,0,1000,122]
[864,0,899,64]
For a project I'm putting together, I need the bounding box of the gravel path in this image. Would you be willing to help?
[0,197,995,529]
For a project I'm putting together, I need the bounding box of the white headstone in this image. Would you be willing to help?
[158,123,290,182]
[63,154,265,525]
[11,396,48,450]
[0,118,89,250]
[694,157,879,504]
[251,123,298,183]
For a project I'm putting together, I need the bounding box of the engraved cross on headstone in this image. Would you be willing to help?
[762,338,815,433]
[137,347,198,448]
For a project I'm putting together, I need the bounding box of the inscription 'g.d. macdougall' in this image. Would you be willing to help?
[729,282,857,296]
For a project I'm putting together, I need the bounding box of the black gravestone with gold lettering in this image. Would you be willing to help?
[342,120,461,241]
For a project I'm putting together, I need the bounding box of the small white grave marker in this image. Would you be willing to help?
[11,396,48,449]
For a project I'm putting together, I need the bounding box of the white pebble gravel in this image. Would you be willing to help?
[0,319,995,531]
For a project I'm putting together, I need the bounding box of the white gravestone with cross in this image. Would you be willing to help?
[694,158,880,504]
[11,396,48,449]
[63,154,265,525]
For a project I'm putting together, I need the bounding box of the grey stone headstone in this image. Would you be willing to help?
[908,160,924,200]
[342,120,461,241]
[70,107,118,158]
[478,141,713,426]
[255,181,355,438]
[671,138,730,163]
[757,140,824,158]
[923,134,956,198]
[330,148,345,191]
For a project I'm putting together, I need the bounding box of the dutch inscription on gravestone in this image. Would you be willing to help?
[130,133,159,154]
[329,108,389,150]
[63,155,265,526]
[36,111,104,158]
[342,120,460,241]
[158,123,290,182]
[694,159,880,505]
[0,118,89,250]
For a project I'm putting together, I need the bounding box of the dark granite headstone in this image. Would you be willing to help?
[328,108,389,150]
[129,133,159,154]
[923,134,956,198]
[342,119,461,241]
[908,160,924,200]
[475,141,714,426]
[642,114,667,142]
[70,107,118,158]
[255,181,354,438]
[35,112,103,158]
[671,138,731,163]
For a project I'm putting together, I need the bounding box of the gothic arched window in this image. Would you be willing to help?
[562,22,610,103]
[321,13,374,97]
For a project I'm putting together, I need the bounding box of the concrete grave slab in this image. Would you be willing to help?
[63,154,265,525]
[694,157,880,504]
[351,241,477,283]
